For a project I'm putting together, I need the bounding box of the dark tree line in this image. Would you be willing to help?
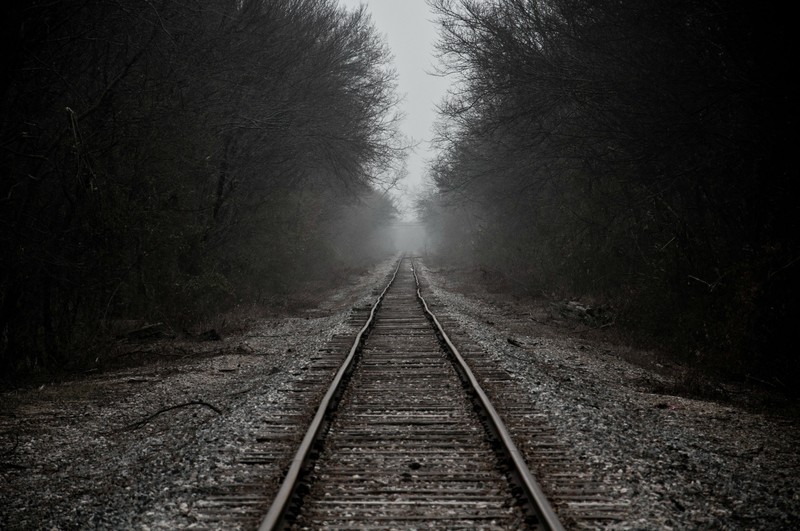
[421,0,796,384]
[1,0,403,377]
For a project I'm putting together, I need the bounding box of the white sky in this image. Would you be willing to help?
[337,0,451,219]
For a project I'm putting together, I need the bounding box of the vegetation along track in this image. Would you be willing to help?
[192,257,625,529]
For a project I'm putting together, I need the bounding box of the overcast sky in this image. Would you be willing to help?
[337,0,451,219]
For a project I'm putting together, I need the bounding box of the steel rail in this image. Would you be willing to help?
[411,260,566,531]
[258,257,404,531]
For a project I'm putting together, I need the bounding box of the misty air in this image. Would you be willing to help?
[1,1,797,529]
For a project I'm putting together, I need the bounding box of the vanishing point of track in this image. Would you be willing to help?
[190,256,624,528]
[260,257,564,530]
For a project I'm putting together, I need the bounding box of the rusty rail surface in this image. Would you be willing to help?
[259,257,565,530]
[258,258,403,530]
[413,259,564,531]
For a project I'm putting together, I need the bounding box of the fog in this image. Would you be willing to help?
[2,0,795,396]
[386,221,428,255]
[336,0,451,219]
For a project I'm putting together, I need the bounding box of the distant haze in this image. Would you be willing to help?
[387,221,428,254]
[337,0,451,219]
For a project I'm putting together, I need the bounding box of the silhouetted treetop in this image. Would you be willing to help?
[423,0,795,384]
[0,0,405,378]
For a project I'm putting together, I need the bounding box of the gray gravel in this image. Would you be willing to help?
[419,261,800,530]
[0,259,396,530]
[2,256,798,530]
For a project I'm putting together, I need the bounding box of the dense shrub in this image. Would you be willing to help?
[421,0,796,385]
[1,0,402,376]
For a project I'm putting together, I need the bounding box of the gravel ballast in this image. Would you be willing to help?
[2,257,798,530]
[419,262,799,530]
[0,259,397,530]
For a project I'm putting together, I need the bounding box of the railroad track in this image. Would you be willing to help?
[191,257,624,529]
[261,258,562,530]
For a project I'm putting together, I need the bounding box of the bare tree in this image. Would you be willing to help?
[0,0,404,377]
[425,0,796,381]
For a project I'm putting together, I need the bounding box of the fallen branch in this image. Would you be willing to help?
[507,337,525,348]
[120,400,222,431]
[745,374,785,389]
